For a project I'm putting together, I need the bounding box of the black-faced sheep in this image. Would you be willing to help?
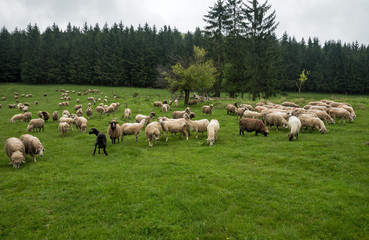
[42,111,50,122]
[107,120,121,144]
[239,118,269,137]
[89,128,108,156]
[20,134,45,162]
[207,119,219,146]
[27,119,45,132]
[5,137,26,169]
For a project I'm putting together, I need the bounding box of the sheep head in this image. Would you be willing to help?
[109,120,117,129]
[11,151,25,169]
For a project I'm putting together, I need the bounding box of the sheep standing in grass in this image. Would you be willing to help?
[120,119,147,142]
[20,134,45,162]
[5,137,26,169]
[287,116,302,141]
[135,112,156,123]
[86,107,93,119]
[172,108,190,119]
[74,104,82,111]
[59,116,75,131]
[307,109,334,124]
[207,119,219,146]
[107,120,121,144]
[123,108,131,120]
[239,118,269,137]
[27,119,45,132]
[23,112,32,122]
[153,101,163,107]
[42,111,50,122]
[76,108,83,117]
[75,116,88,132]
[10,113,25,123]
[52,111,59,121]
[158,117,189,142]
[265,112,289,131]
[298,116,327,134]
[96,106,104,115]
[226,104,237,115]
[174,99,178,107]
[202,104,214,115]
[145,121,162,147]
[89,128,108,156]
[58,122,70,136]
[328,107,354,123]
[243,110,262,119]
[184,113,209,139]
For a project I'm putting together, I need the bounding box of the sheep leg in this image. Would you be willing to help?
[136,134,138,142]
[255,132,258,136]
[93,145,97,155]
[103,147,108,156]
[310,127,314,133]
[296,133,299,140]
[195,130,198,139]
[166,131,169,142]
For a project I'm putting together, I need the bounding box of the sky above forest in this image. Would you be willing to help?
[1,0,368,45]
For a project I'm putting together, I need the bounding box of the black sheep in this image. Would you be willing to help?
[89,128,108,156]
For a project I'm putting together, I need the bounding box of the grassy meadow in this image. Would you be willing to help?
[0,83,369,239]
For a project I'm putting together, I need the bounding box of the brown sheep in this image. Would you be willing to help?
[239,118,269,137]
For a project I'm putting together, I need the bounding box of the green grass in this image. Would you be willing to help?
[0,83,369,239]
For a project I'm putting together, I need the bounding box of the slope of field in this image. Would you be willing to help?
[0,84,368,239]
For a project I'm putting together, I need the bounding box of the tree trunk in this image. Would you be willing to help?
[252,93,256,101]
[184,89,190,105]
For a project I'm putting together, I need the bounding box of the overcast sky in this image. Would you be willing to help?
[1,0,368,45]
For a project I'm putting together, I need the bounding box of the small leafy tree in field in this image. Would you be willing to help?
[297,69,309,97]
[163,46,217,104]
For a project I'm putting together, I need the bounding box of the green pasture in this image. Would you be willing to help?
[0,83,368,239]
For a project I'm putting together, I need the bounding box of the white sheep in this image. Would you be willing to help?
[27,119,45,132]
[158,117,189,142]
[123,108,131,120]
[104,106,115,114]
[183,113,209,139]
[243,110,262,119]
[265,112,288,131]
[75,116,88,132]
[172,108,190,119]
[76,108,83,117]
[206,119,219,146]
[287,116,302,141]
[298,115,327,134]
[10,113,25,123]
[135,112,156,123]
[174,99,178,107]
[96,106,104,115]
[5,137,26,168]
[145,121,162,147]
[52,111,59,121]
[328,107,354,123]
[20,134,45,162]
[23,112,32,122]
[202,104,214,115]
[58,122,70,136]
[120,119,147,142]
[59,116,76,130]
[307,109,334,124]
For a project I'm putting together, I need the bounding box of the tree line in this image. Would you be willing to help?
[0,0,368,96]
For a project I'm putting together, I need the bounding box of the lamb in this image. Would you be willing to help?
[153,101,163,107]
[27,118,45,132]
[145,121,162,147]
[23,112,32,122]
[10,113,25,123]
[107,120,121,144]
[135,112,156,123]
[4,137,26,169]
[327,107,354,123]
[123,108,131,120]
[265,112,289,130]
[243,110,262,119]
[52,111,59,121]
[75,116,88,132]
[239,118,269,137]
[158,117,189,142]
[58,122,70,136]
[161,104,171,113]
[20,134,45,162]
[183,113,209,139]
[96,106,104,115]
[202,104,214,115]
[120,119,147,142]
[42,111,50,122]
[172,108,190,119]
[206,119,219,146]
[287,116,302,141]
[298,115,327,134]
[86,107,93,119]
[89,128,108,156]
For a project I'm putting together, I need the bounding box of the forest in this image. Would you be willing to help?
[0,0,368,96]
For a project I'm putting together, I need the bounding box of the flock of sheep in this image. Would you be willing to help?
[3,88,356,169]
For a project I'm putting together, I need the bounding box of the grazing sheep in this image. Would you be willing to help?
[239,104,254,111]
[239,118,269,137]
[158,117,189,142]
[288,116,302,141]
[74,104,82,111]
[89,128,108,156]
[153,101,163,107]
[162,104,168,113]
[226,104,238,115]
[135,112,156,123]
[10,113,25,123]
[75,116,88,132]
[120,119,147,142]
[235,108,247,119]
[207,119,220,146]
[58,122,70,136]
[96,106,104,115]
[22,106,29,112]
[59,116,76,130]
[202,104,214,115]
[27,118,45,132]
[188,99,198,105]
[42,111,50,122]
[20,134,45,162]
[307,109,334,124]
[145,121,162,147]
[298,116,327,134]
[243,110,262,119]
[327,107,354,123]
[174,99,178,107]
[43,93,47,97]
[265,112,289,131]
[52,111,59,121]
[172,108,191,119]
[86,107,93,119]
[8,104,16,108]
[183,113,209,139]
[123,108,131,120]
[37,111,43,118]
[338,105,356,119]
[33,101,38,105]
[76,108,83,117]
[4,137,26,169]
[104,106,115,115]
[107,120,121,144]
[62,110,70,117]
[23,112,32,122]
[282,102,300,108]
